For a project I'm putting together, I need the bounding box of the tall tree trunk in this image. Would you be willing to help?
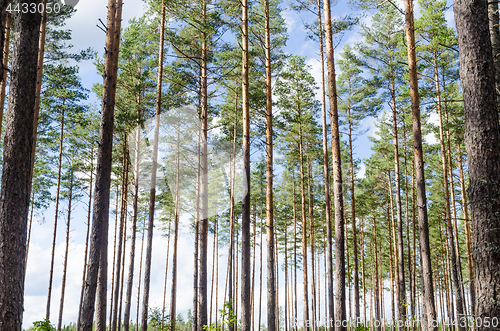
[454,0,500,326]
[77,145,94,329]
[403,0,437,329]
[57,154,75,331]
[293,171,298,328]
[124,123,141,331]
[109,183,120,329]
[298,123,309,331]
[315,2,334,326]
[0,7,11,138]
[308,160,317,331]
[79,0,122,329]
[240,0,251,328]
[347,105,360,322]
[46,105,66,320]
[193,130,200,331]
[0,1,42,329]
[456,142,475,317]
[136,225,146,330]
[113,140,129,331]
[372,216,381,331]
[323,0,346,328]
[140,0,165,328]
[170,121,181,331]
[30,0,46,178]
[118,216,127,330]
[198,1,210,329]
[264,0,275,329]
[390,80,406,328]
[161,217,171,331]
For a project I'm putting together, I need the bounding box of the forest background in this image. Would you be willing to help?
[18,0,458,328]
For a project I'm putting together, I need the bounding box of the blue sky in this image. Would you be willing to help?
[23,0,457,328]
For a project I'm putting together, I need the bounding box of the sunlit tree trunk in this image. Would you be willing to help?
[323,0,346,328]
[264,0,275,329]
[403,0,438,329]
[79,1,122,329]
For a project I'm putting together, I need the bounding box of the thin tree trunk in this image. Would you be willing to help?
[403,0,437,329]
[113,140,129,331]
[298,124,309,331]
[29,0,46,174]
[77,145,94,329]
[390,79,406,328]
[118,211,128,330]
[193,129,200,331]
[347,106,360,323]
[136,225,146,331]
[79,0,122,329]
[170,121,181,330]
[161,218,171,331]
[456,142,474,317]
[26,190,35,269]
[110,183,120,329]
[240,0,251,329]
[264,0,275,329]
[308,159,317,331]
[198,1,210,329]
[124,122,141,331]
[46,105,66,320]
[323,0,346,328]
[57,154,75,331]
[372,216,381,331]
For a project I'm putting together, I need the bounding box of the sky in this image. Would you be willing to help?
[23,0,456,328]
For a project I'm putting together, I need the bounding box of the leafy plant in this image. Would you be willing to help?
[32,319,56,331]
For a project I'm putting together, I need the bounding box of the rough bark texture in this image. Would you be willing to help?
[403,0,438,330]
[78,1,122,329]
[264,0,275,330]
[0,1,42,329]
[197,2,209,331]
[454,0,500,328]
[240,0,251,330]
[323,0,346,329]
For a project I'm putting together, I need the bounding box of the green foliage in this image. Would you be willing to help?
[32,319,56,331]
[149,307,170,330]
[203,299,237,331]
